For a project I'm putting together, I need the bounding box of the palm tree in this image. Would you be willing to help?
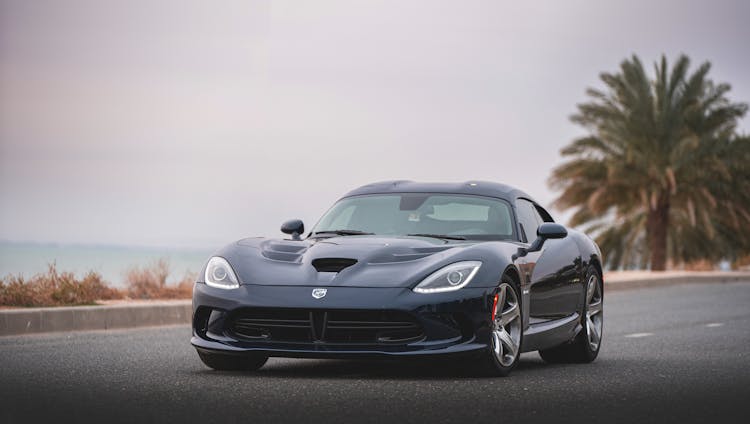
[550,54,749,270]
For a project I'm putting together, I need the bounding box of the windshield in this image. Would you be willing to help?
[312,194,516,241]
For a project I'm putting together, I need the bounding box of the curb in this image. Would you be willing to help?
[0,301,191,337]
[2,274,749,337]
[604,272,750,291]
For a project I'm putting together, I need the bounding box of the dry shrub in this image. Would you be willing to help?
[0,259,195,307]
[0,263,122,307]
[172,272,197,299]
[684,260,716,271]
[124,259,194,299]
[733,255,750,271]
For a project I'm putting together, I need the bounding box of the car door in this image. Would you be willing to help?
[515,199,581,322]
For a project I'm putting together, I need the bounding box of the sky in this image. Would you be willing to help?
[1,0,749,249]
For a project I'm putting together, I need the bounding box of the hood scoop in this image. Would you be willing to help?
[312,258,357,273]
[260,240,308,262]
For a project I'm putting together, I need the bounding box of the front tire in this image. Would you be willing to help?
[474,277,523,377]
[198,351,269,371]
[539,265,603,364]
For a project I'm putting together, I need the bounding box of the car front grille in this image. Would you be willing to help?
[228,308,424,345]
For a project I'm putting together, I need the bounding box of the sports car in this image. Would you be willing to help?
[191,181,604,376]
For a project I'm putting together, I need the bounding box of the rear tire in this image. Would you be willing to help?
[198,351,269,371]
[539,265,603,364]
[473,275,523,377]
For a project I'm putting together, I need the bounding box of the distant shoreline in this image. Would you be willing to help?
[0,241,214,288]
[0,239,219,252]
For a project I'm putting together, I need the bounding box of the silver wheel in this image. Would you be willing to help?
[491,283,522,367]
[585,274,603,351]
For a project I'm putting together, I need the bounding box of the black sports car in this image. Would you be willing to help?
[191,181,604,376]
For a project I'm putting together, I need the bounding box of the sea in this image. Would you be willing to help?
[0,241,216,288]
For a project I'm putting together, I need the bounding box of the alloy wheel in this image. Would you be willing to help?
[585,274,603,351]
[491,283,522,367]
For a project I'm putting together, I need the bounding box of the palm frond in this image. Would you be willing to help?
[550,55,749,269]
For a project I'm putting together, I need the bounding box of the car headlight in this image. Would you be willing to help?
[413,261,482,293]
[204,256,240,289]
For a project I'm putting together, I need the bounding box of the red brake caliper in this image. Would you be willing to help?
[491,293,499,322]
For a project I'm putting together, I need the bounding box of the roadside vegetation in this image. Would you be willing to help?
[123,259,194,300]
[550,54,750,270]
[0,260,195,307]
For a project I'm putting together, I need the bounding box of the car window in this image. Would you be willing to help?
[534,204,555,223]
[326,204,355,229]
[313,194,515,240]
[428,203,489,221]
[516,199,541,243]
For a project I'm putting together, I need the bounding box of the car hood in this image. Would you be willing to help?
[212,235,515,288]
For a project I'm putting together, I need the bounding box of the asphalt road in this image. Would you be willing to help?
[2,281,749,424]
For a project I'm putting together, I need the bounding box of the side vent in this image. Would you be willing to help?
[312,258,357,273]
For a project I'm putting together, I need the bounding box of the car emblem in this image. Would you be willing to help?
[312,288,327,299]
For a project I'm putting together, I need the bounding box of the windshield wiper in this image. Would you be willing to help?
[407,233,466,240]
[313,229,375,236]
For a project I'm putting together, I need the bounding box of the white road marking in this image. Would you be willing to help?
[624,332,654,338]
[705,323,724,328]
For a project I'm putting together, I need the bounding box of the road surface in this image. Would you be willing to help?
[2,281,749,423]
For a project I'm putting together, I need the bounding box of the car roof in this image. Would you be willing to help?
[342,180,535,204]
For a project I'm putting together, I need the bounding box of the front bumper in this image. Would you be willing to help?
[191,283,495,358]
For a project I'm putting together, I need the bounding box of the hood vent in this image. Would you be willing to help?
[260,240,308,262]
[312,258,357,273]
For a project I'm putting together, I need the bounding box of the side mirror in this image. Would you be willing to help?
[527,223,567,253]
[281,219,305,240]
[537,223,567,240]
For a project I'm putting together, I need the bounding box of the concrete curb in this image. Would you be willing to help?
[604,272,750,291]
[2,273,749,336]
[0,301,191,337]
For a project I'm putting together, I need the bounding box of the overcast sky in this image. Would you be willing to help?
[1,0,748,248]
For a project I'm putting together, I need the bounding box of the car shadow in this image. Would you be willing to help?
[190,355,562,381]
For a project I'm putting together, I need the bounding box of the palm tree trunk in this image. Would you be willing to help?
[648,203,670,271]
